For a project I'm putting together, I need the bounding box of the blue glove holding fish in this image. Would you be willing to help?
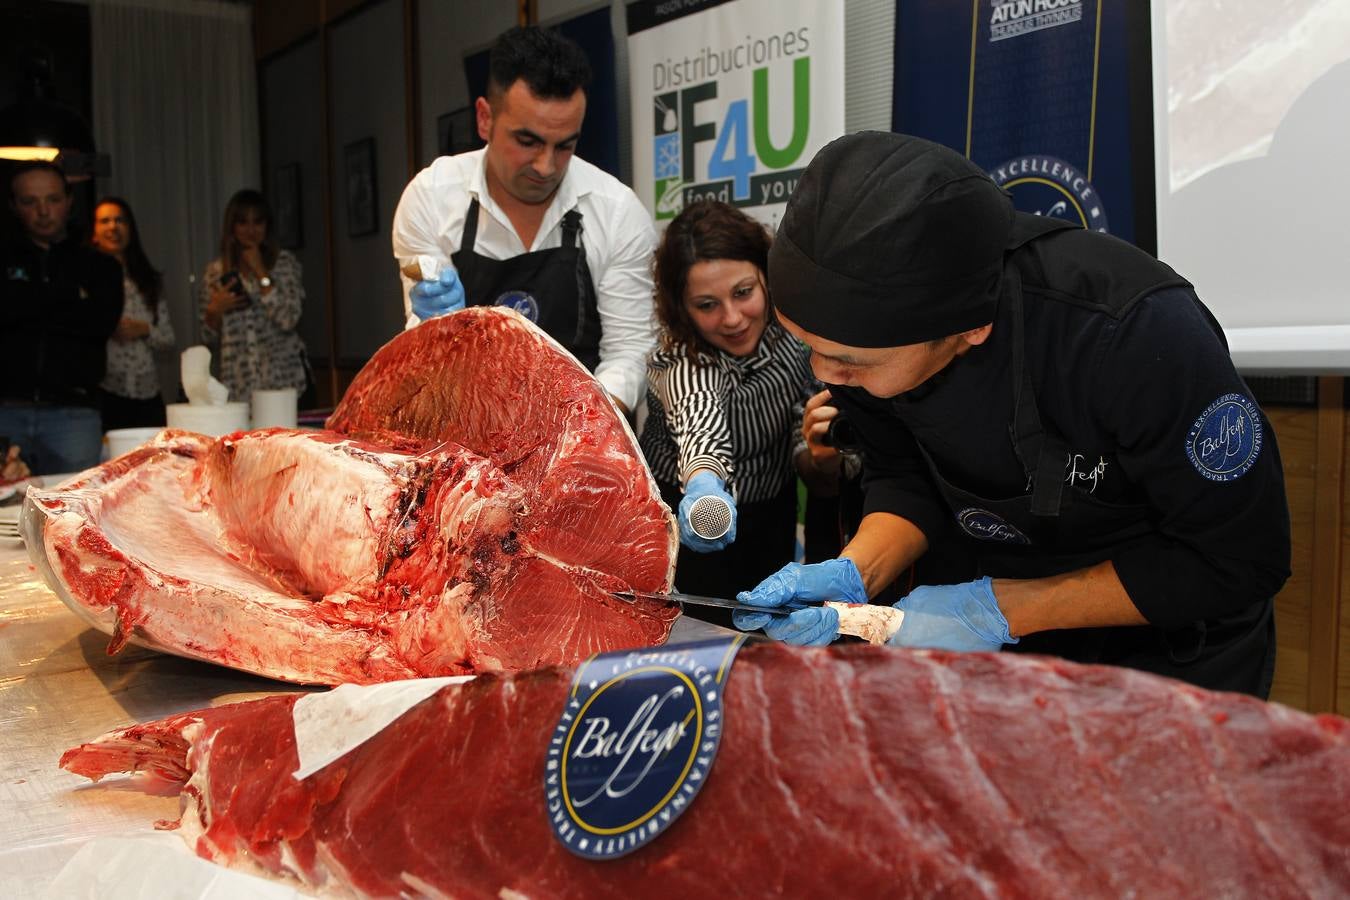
[732,558,868,646]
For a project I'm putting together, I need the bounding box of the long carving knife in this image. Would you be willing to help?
[612,590,906,645]
[611,589,805,617]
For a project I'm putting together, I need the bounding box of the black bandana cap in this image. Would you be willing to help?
[769,131,1014,348]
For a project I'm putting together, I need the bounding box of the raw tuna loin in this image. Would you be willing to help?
[61,644,1350,898]
[25,309,677,683]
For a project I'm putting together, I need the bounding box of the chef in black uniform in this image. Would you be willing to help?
[733,133,1290,698]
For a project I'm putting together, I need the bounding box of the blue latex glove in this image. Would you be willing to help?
[677,471,737,552]
[887,577,1017,652]
[732,559,868,646]
[410,268,466,320]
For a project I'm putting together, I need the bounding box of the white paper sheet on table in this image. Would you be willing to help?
[41,834,309,899]
[291,676,475,780]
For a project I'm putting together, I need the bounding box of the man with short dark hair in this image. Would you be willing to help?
[393,26,655,415]
[733,132,1290,698]
[0,161,123,474]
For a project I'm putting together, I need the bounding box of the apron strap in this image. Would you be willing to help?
[561,209,582,248]
[462,198,482,254]
[1006,269,1067,518]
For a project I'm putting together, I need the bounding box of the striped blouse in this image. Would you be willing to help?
[641,320,813,504]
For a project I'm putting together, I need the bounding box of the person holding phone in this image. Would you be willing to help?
[200,189,309,404]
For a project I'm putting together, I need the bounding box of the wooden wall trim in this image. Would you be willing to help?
[403,0,420,177]
[319,7,340,406]
[1308,376,1345,711]
[255,0,390,62]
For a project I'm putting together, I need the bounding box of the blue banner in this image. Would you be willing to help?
[892,0,1153,248]
[544,636,748,860]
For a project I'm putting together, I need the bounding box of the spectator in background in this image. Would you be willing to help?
[0,161,123,475]
[392,25,655,418]
[200,189,309,404]
[640,201,841,620]
[90,197,175,429]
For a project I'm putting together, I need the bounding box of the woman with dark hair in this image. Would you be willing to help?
[91,197,176,429]
[640,201,840,610]
[200,189,308,403]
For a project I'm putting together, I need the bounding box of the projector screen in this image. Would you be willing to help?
[1151,1,1350,372]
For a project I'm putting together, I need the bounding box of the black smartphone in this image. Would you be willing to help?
[220,270,251,307]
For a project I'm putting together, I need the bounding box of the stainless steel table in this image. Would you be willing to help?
[0,527,728,896]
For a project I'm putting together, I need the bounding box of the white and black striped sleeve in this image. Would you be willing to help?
[647,348,736,488]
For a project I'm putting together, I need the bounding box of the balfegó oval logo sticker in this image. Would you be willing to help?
[544,636,747,859]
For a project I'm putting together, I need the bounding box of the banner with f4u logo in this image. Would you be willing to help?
[626,0,846,229]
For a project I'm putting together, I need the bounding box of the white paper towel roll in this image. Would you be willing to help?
[165,402,249,437]
[252,388,298,429]
[104,427,163,459]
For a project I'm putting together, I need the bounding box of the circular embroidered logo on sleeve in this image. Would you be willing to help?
[1185,393,1264,482]
[495,290,539,322]
[956,508,1031,544]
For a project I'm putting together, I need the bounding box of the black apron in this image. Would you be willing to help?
[452,198,602,370]
[909,218,1275,697]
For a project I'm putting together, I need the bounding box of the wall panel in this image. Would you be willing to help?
[415,0,517,167]
[329,0,409,363]
[260,38,328,377]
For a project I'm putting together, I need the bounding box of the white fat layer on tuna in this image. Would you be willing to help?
[216,432,417,594]
[435,462,519,544]
[26,430,490,683]
[291,677,475,779]
[403,872,458,899]
[176,718,210,851]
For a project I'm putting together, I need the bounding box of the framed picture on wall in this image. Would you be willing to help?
[272,162,302,249]
[344,138,378,237]
[436,106,480,158]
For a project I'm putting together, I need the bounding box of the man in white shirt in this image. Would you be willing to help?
[392,26,656,416]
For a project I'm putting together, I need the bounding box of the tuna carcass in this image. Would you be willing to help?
[23,309,678,683]
[61,643,1350,898]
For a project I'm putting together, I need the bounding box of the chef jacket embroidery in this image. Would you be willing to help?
[1185,393,1263,482]
[1065,453,1109,493]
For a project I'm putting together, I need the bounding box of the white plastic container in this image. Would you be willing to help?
[165,402,250,437]
[251,388,298,429]
[104,427,163,459]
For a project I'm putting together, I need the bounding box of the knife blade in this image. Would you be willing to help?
[612,589,809,618]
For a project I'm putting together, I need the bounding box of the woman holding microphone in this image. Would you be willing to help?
[640,201,840,617]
